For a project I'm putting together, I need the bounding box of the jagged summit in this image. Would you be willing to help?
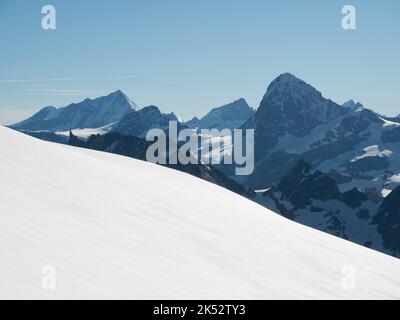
[109,89,125,96]
[140,105,161,113]
[342,100,357,108]
[244,73,347,156]
[264,73,322,100]
[114,105,181,138]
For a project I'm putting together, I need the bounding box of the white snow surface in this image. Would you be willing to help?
[1,126,400,300]
[56,122,116,141]
[351,145,393,162]
[381,117,400,128]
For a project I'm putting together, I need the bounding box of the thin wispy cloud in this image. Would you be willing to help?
[0,71,35,75]
[0,75,138,83]
[22,89,108,96]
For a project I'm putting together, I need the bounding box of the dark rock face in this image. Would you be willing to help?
[114,105,184,138]
[382,127,400,143]
[346,156,390,173]
[356,209,371,220]
[245,73,347,150]
[241,73,351,188]
[69,131,150,160]
[276,160,341,209]
[327,170,353,184]
[342,188,368,209]
[336,108,382,135]
[246,151,297,186]
[373,186,400,254]
[287,109,383,171]
[301,133,365,167]
[259,160,386,253]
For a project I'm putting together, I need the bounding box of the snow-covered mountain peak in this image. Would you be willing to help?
[207,98,251,115]
[11,90,137,132]
[193,98,254,130]
[103,90,138,111]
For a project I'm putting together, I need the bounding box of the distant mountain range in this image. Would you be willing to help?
[10,73,400,258]
[12,90,137,132]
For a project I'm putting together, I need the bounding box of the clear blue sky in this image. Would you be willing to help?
[0,0,399,124]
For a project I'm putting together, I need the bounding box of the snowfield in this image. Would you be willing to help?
[1,126,400,299]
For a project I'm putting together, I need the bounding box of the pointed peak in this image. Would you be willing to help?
[266,73,313,94]
[234,97,248,104]
[41,105,57,112]
[342,100,357,108]
[105,90,138,111]
[109,89,125,97]
[211,98,251,112]
[229,98,251,108]
[267,73,309,89]
[105,90,131,101]
[275,72,302,82]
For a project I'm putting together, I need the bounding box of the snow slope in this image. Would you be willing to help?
[1,126,400,299]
